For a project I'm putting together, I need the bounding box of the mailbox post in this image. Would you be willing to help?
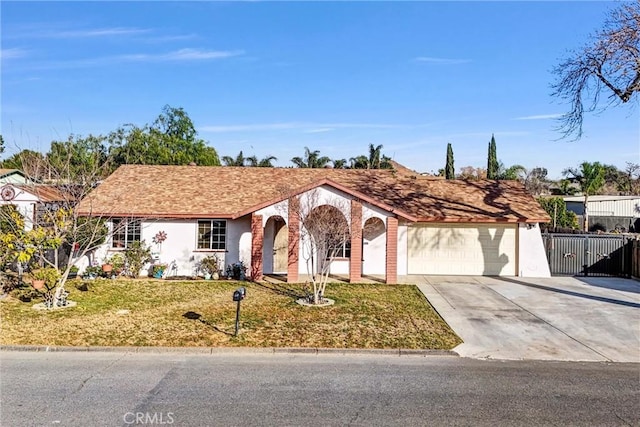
[232,287,246,336]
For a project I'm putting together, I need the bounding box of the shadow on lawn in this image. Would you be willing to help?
[254,281,305,299]
[182,311,233,336]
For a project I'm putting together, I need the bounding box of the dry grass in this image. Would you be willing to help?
[0,279,461,349]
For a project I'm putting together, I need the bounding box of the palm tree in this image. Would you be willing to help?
[563,161,605,231]
[351,144,393,169]
[223,151,277,167]
[497,163,526,180]
[349,155,369,169]
[291,147,331,168]
[332,159,347,169]
[222,151,248,166]
[256,155,277,167]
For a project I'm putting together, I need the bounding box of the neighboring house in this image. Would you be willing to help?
[563,195,640,232]
[0,173,68,231]
[76,165,552,281]
[0,169,29,185]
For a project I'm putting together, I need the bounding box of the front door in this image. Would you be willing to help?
[273,219,288,273]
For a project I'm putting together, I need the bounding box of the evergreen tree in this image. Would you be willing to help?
[445,143,455,179]
[487,134,499,179]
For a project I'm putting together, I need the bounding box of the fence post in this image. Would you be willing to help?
[583,235,589,277]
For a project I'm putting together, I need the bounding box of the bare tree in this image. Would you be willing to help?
[281,188,351,304]
[552,1,640,139]
[0,140,126,308]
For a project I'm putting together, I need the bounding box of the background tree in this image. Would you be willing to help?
[1,149,47,180]
[497,163,526,181]
[563,161,605,231]
[552,1,640,139]
[47,134,110,184]
[537,196,579,230]
[248,155,278,167]
[524,167,550,195]
[487,135,499,179]
[350,144,393,169]
[222,151,250,166]
[109,105,220,167]
[291,147,331,168]
[445,143,455,179]
[458,166,487,181]
[331,158,347,169]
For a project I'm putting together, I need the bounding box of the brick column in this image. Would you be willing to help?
[251,214,263,281]
[287,197,300,283]
[349,200,363,282]
[385,217,398,284]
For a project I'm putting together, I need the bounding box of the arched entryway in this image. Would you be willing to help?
[302,205,350,277]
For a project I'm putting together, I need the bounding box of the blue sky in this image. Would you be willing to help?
[2,1,638,179]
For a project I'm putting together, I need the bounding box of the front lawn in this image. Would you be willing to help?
[0,279,461,349]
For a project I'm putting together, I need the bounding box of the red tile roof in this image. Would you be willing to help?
[76,165,550,223]
[13,184,69,202]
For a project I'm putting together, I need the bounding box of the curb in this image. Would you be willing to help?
[0,345,459,357]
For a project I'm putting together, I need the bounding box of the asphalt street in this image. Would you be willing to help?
[1,351,638,426]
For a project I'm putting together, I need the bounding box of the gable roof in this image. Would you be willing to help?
[0,169,26,179]
[76,165,550,223]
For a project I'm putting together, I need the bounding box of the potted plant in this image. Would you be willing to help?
[31,267,60,291]
[199,255,220,280]
[151,263,168,279]
[83,266,102,279]
[106,253,125,275]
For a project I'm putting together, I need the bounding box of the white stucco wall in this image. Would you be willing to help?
[82,217,252,277]
[518,223,551,278]
[397,223,408,276]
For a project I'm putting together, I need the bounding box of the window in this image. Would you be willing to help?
[327,240,351,259]
[112,219,141,248]
[198,220,226,250]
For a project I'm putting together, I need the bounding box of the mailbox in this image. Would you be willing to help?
[233,287,246,302]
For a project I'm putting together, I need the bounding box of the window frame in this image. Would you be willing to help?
[197,219,227,251]
[111,218,142,249]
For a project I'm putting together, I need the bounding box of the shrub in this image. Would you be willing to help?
[537,197,579,230]
[123,241,152,278]
[198,255,220,276]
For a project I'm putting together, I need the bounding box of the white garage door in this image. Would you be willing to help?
[407,224,516,276]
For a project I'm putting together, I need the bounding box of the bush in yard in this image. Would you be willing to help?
[123,241,152,278]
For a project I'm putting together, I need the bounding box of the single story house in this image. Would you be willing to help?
[563,195,640,232]
[0,172,68,231]
[76,165,552,281]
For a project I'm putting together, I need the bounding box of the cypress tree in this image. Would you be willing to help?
[445,143,455,179]
[487,134,499,179]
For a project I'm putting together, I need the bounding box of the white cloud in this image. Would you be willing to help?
[0,48,28,59]
[14,27,152,39]
[514,114,563,120]
[414,56,471,65]
[120,48,244,62]
[17,49,244,70]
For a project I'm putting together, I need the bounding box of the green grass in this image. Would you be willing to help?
[0,279,462,349]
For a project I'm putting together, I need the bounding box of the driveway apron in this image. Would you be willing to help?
[410,275,640,362]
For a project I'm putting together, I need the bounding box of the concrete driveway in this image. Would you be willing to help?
[407,275,640,362]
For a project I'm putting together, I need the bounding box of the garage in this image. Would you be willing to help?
[407,223,516,276]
